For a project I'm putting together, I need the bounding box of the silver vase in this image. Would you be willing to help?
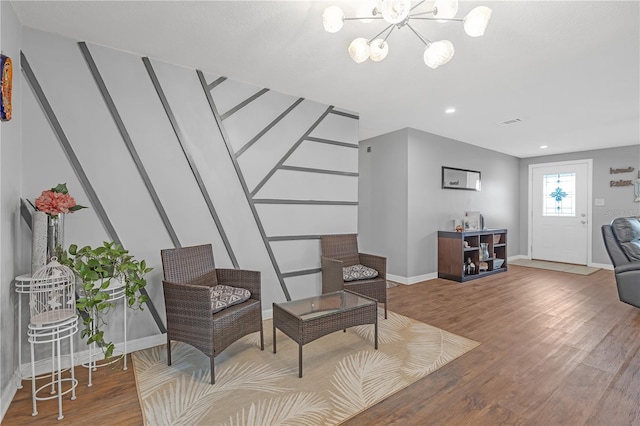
[46,214,65,263]
[31,213,67,274]
[31,211,47,275]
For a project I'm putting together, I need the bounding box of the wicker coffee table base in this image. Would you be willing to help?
[273,290,378,378]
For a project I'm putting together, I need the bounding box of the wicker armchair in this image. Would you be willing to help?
[160,244,264,384]
[321,234,388,318]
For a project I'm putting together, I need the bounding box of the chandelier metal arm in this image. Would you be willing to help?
[410,0,427,12]
[343,16,386,21]
[410,10,436,17]
[381,26,396,43]
[411,17,464,22]
[405,22,432,46]
[368,23,396,44]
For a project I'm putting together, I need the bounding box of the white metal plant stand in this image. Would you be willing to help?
[83,278,127,387]
[14,274,34,389]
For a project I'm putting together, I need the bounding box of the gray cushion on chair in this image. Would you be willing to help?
[209,285,251,313]
[343,264,379,282]
[186,271,251,313]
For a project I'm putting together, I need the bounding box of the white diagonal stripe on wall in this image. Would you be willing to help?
[239,101,330,193]
[235,98,305,158]
[285,140,358,174]
[216,79,298,146]
[198,70,290,300]
[19,27,359,350]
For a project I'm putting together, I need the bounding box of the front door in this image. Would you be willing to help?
[530,160,591,265]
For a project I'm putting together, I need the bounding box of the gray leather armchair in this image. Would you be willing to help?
[602,217,640,308]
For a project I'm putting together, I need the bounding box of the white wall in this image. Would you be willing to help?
[358,128,521,283]
[0,1,22,420]
[12,25,358,398]
[519,145,640,265]
[358,129,409,276]
[407,129,520,278]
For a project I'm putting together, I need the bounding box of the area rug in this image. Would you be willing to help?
[509,259,600,275]
[132,310,478,426]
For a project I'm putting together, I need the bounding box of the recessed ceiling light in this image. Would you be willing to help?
[540,145,548,149]
[445,107,456,114]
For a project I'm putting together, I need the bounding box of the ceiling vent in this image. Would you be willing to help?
[497,118,522,127]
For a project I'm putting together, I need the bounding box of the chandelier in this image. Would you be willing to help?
[322,0,492,68]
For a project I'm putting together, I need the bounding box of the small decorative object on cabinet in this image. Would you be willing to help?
[479,242,490,260]
[438,228,507,282]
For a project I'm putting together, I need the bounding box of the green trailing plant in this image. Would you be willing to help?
[61,241,151,359]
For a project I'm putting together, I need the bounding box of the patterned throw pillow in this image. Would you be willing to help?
[209,285,251,313]
[343,264,379,282]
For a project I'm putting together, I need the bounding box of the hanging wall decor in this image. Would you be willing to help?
[0,54,12,121]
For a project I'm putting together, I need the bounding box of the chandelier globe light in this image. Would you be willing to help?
[322,0,492,68]
[322,5,345,33]
[464,6,492,37]
[380,0,412,24]
[369,39,390,61]
[423,39,455,69]
[433,0,458,20]
[349,38,371,63]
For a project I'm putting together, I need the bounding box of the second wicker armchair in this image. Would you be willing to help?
[160,244,264,384]
[321,234,388,318]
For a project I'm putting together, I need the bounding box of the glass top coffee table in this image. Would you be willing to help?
[272,290,378,378]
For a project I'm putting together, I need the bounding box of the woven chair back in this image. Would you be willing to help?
[321,234,360,267]
[161,244,216,283]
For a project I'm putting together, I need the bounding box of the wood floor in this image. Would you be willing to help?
[4,265,639,425]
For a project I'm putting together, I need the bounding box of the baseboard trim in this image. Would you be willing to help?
[1,368,19,423]
[509,255,528,261]
[387,273,437,285]
[590,262,613,270]
[19,333,168,377]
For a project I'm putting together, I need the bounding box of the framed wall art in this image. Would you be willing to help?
[1,54,13,122]
[442,166,481,191]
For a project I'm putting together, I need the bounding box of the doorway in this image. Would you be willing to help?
[528,160,593,265]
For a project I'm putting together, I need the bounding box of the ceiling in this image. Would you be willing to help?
[9,0,640,158]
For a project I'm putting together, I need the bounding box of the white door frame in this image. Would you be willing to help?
[527,159,594,265]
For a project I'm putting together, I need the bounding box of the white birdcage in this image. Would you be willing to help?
[29,258,76,326]
[27,257,79,420]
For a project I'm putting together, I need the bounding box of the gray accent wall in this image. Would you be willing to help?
[359,128,520,281]
[8,26,358,404]
[519,145,640,265]
[358,129,409,277]
[0,1,22,419]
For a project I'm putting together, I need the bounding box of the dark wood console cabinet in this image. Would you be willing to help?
[438,229,507,282]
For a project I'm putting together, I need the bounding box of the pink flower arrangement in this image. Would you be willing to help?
[30,183,87,217]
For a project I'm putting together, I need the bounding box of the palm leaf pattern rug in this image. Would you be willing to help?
[132,310,478,425]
